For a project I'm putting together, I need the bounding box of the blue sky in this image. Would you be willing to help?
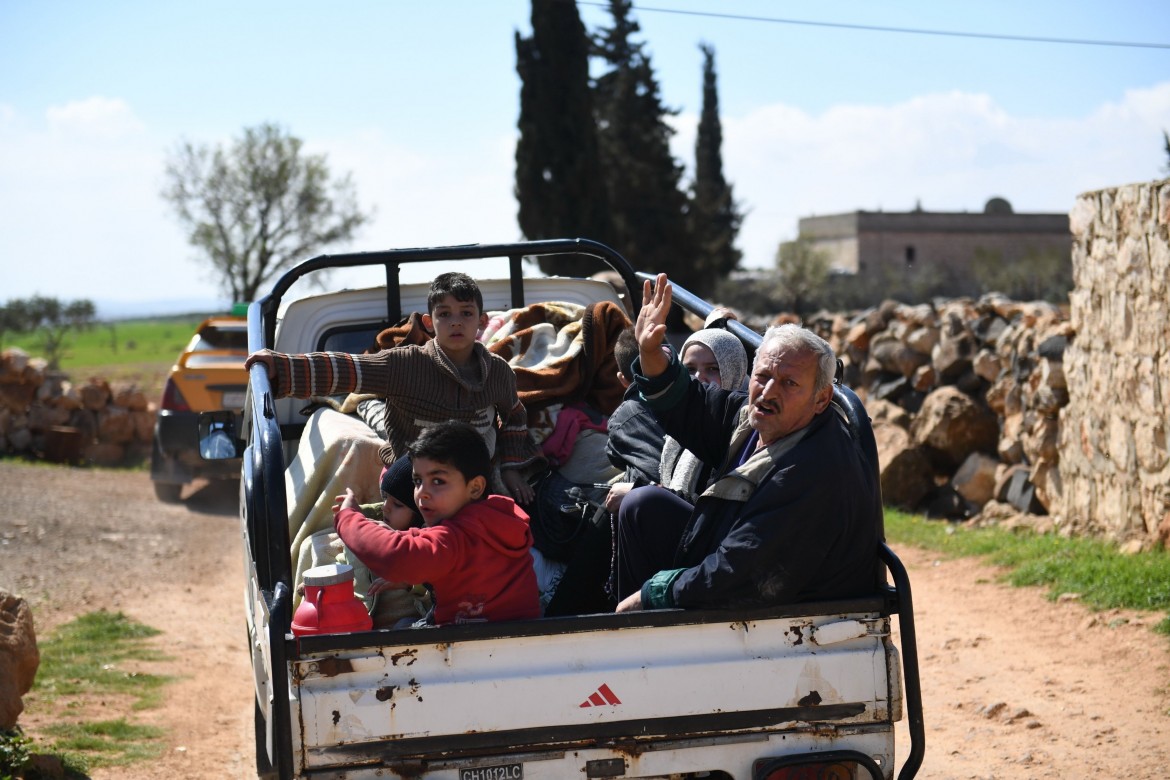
[2,0,1169,316]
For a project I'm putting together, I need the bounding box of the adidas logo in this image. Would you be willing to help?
[579,683,622,707]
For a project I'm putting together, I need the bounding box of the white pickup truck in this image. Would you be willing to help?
[228,239,924,780]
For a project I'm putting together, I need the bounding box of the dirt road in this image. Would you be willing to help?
[1,460,1168,779]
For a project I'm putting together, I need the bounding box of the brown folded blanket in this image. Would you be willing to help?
[488,300,630,416]
[353,299,631,420]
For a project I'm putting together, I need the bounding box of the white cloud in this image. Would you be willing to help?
[307,127,524,288]
[0,100,208,306]
[3,84,1168,311]
[712,83,1170,270]
[46,96,146,140]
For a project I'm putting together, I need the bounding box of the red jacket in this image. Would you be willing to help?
[335,495,540,625]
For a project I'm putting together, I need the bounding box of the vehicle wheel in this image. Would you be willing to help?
[153,481,183,503]
[255,698,276,779]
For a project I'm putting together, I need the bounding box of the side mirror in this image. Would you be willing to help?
[198,410,242,460]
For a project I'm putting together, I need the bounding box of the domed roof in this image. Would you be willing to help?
[984,197,1013,215]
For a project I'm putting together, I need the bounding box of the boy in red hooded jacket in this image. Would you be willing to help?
[332,420,540,625]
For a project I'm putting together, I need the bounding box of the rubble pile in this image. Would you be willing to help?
[779,292,1073,528]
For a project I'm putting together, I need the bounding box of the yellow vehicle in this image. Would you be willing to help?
[150,313,248,502]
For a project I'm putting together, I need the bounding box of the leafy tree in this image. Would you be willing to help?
[1163,130,1170,174]
[973,246,1071,303]
[0,299,27,349]
[689,43,743,290]
[775,236,830,315]
[592,0,696,290]
[162,123,371,302]
[2,295,97,369]
[712,271,782,317]
[515,0,615,276]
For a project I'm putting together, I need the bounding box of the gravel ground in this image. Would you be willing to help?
[2,459,1168,779]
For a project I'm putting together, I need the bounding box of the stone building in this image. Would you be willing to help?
[798,197,1072,300]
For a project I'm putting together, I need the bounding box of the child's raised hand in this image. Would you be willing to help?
[331,488,359,515]
[243,349,277,378]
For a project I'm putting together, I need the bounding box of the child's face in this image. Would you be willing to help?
[411,456,485,526]
[424,294,486,356]
[683,343,722,387]
[380,493,418,531]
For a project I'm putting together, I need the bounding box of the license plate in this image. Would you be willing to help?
[222,391,246,408]
[459,764,522,780]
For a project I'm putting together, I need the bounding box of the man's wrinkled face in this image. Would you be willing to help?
[746,340,832,445]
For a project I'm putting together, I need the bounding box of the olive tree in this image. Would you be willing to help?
[2,296,96,369]
[775,236,830,315]
[162,123,372,302]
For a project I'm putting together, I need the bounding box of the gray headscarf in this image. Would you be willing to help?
[679,328,748,390]
[660,329,749,498]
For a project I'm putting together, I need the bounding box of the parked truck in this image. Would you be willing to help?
[229,239,924,780]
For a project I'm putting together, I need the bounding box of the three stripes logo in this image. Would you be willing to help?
[579,683,622,707]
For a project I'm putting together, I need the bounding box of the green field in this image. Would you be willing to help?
[3,317,213,370]
[2,315,221,399]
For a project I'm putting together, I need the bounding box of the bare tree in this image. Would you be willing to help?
[162,123,372,302]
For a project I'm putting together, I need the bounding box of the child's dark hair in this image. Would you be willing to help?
[428,272,484,314]
[614,327,639,380]
[409,421,492,484]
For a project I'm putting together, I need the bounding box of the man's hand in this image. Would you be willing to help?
[704,306,739,328]
[604,481,633,514]
[244,349,277,378]
[501,469,534,504]
[332,488,359,515]
[634,273,672,379]
[615,590,643,613]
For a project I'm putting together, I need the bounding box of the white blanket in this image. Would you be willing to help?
[286,408,386,591]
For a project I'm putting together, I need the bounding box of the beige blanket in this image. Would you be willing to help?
[286,408,386,589]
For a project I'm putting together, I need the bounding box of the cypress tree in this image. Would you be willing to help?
[593,0,696,287]
[690,43,743,288]
[514,0,614,276]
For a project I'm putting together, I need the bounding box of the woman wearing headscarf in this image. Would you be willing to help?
[658,328,748,503]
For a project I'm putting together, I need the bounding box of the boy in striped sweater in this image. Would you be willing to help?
[245,272,543,503]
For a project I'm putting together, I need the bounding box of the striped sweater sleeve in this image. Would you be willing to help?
[270,351,393,399]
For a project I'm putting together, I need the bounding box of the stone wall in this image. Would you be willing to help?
[0,347,155,466]
[1058,179,1170,546]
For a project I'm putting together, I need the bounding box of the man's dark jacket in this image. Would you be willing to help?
[636,357,881,609]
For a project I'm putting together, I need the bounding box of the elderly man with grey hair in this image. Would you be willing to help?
[614,273,881,612]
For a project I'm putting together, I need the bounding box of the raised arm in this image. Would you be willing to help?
[634,273,672,379]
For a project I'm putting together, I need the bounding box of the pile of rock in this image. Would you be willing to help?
[730,294,1070,526]
[0,347,156,467]
[0,588,38,731]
